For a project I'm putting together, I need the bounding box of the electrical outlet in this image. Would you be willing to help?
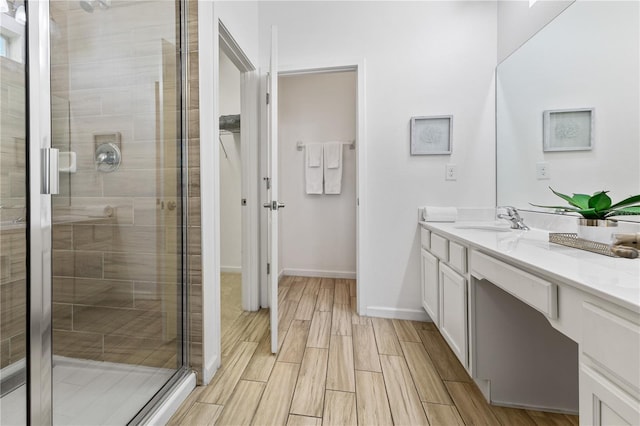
[445,164,457,181]
[536,162,550,180]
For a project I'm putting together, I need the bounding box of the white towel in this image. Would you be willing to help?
[324,142,343,194]
[325,142,342,169]
[420,206,458,222]
[305,143,324,194]
[306,143,322,168]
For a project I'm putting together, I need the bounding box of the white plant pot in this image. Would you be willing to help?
[576,219,618,245]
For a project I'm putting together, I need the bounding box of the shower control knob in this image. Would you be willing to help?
[167,201,177,211]
[95,142,121,173]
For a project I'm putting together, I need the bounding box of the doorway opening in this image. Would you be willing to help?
[278,69,358,309]
[217,23,261,347]
[260,59,366,353]
[219,47,244,335]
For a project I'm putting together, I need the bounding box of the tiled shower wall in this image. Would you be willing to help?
[0,56,27,369]
[0,227,26,370]
[49,1,186,369]
[186,0,204,381]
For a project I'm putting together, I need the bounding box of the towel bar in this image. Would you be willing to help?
[296,140,355,151]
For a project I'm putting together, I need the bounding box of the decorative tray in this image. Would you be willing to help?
[549,233,617,257]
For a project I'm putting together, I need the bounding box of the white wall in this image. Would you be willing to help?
[259,1,497,319]
[216,1,260,67]
[279,72,357,277]
[219,49,242,271]
[497,0,574,63]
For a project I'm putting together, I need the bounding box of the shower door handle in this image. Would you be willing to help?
[41,147,60,195]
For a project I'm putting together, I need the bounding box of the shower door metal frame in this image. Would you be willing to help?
[129,0,192,420]
[27,0,53,424]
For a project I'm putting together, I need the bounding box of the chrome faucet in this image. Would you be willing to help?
[497,206,530,231]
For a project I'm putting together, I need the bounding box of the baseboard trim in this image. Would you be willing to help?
[283,268,356,279]
[365,306,430,321]
[490,399,579,416]
[220,266,242,274]
[203,354,219,385]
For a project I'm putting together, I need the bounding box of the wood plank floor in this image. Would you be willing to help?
[170,276,579,425]
[221,273,244,335]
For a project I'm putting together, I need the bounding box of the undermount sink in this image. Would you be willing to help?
[454,222,513,232]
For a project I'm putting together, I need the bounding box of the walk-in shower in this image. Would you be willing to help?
[0,0,190,424]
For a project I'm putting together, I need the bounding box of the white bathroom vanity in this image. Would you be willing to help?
[419,218,640,425]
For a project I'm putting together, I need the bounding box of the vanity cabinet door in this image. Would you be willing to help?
[580,364,640,426]
[439,263,468,368]
[421,248,439,326]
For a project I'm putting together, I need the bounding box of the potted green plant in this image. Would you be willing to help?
[531,188,640,244]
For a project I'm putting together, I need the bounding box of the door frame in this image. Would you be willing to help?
[219,23,260,313]
[259,59,367,315]
[197,5,260,382]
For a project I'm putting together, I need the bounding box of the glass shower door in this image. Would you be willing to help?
[48,0,186,424]
[0,1,28,424]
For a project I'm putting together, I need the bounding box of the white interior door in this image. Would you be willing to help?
[267,26,281,354]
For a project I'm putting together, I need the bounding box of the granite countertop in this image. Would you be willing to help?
[420,220,640,314]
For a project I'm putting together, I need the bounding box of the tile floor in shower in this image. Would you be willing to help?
[0,356,173,425]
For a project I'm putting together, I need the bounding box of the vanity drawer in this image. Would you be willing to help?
[430,233,449,261]
[421,228,431,250]
[582,302,640,390]
[448,241,467,274]
[470,250,557,319]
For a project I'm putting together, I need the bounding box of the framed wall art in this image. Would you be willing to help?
[410,115,452,155]
[543,108,594,152]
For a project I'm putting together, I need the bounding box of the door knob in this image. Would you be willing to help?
[263,201,286,210]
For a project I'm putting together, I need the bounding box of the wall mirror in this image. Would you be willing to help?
[496,1,639,221]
